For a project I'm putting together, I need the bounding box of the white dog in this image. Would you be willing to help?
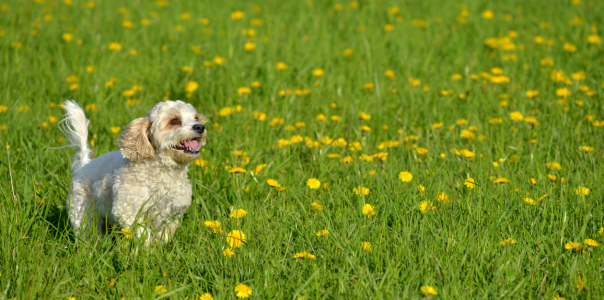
[60,100,207,244]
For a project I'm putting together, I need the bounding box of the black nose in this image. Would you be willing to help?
[193,124,205,134]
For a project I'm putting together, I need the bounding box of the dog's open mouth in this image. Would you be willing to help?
[173,138,202,154]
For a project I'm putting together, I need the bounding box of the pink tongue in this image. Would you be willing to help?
[183,140,201,151]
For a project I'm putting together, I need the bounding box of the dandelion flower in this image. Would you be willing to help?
[316,229,329,237]
[499,238,516,246]
[293,251,316,260]
[111,127,121,134]
[237,87,251,96]
[575,276,585,291]
[200,293,214,300]
[223,248,234,257]
[464,178,476,189]
[362,241,371,251]
[523,198,536,205]
[493,177,509,184]
[226,230,246,248]
[580,146,594,153]
[234,283,252,298]
[312,68,324,76]
[108,42,122,51]
[575,187,590,196]
[556,87,571,97]
[546,162,562,170]
[588,34,601,44]
[311,202,323,211]
[244,42,256,51]
[204,220,222,233]
[231,11,245,20]
[266,179,280,188]
[230,209,247,218]
[564,241,582,251]
[121,228,132,239]
[353,186,370,196]
[362,204,375,217]
[437,192,449,204]
[584,239,598,247]
[421,285,438,295]
[307,178,321,189]
[229,167,246,173]
[399,171,413,182]
[276,62,288,70]
[419,201,434,213]
[509,111,524,121]
[155,285,167,294]
[186,81,199,93]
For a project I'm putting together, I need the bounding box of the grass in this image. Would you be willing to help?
[1,0,604,298]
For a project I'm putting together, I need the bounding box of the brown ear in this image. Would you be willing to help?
[117,117,155,161]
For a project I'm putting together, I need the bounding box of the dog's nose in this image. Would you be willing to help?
[193,124,205,134]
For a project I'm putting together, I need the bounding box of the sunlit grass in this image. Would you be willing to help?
[1,0,603,299]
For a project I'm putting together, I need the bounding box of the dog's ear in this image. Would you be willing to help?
[117,117,155,161]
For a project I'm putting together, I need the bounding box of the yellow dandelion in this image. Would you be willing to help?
[231,10,245,21]
[362,241,371,251]
[234,283,252,298]
[580,146,594,153]
[493,177,509,184]
[464,178,476,189]
[293,251,316,260]
[226,230,246,248]
[575,187,590,196]
[509,111,524,121]
[419,201,434,213]
[276,62,288,70]
[230,209,247,218]
[155,285,167,294]
[564,241,582,251]
[311,202,323,211]
[353,186,370,196]
[584,239,598,247]
[499,238,516,246]
[307,178,321,189]
[200,293,214,300]
[312,68,324,77]
[223,248,234,257]
[121,228,132,239]
[229,167,246,173]
[316,229,329,237]
[362,204,375,217]
[399,171,413,182]
[523,198,536,205]
[186,81,199,93]
[204,220,222,233]
[266,179,280,188]
[421,285,438,295]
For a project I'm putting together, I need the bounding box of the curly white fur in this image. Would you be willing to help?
[61,100,207,244]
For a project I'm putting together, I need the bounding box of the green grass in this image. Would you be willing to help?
[1,0,604,298]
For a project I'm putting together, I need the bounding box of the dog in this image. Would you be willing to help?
[60,100,207,244]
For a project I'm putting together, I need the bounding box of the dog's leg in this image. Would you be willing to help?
[156,219,180,243]
[68,181,105,242]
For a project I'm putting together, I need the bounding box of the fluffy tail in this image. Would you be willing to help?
[60,100,93,173]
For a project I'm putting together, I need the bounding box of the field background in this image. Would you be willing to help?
[1,0,604,299]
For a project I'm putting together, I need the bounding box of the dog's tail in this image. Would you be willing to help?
[60,100,93,173]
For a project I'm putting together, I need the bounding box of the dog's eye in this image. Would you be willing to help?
[170,119,181,125]
[194,116,199,121]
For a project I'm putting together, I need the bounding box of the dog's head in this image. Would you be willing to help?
[117,100,207,164]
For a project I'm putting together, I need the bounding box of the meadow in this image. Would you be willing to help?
[1,0,604,298]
